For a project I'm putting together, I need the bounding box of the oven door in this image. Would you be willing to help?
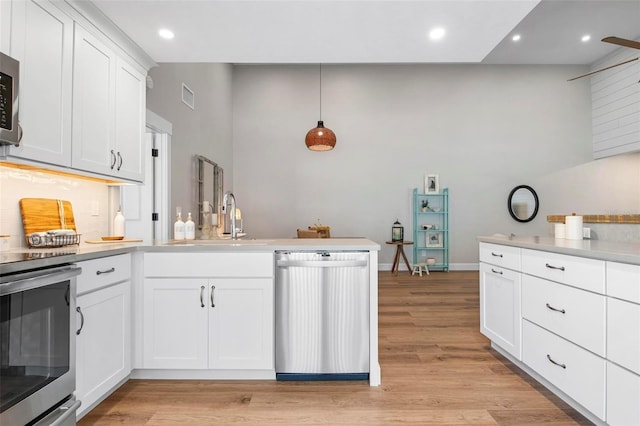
[1,264,81,426]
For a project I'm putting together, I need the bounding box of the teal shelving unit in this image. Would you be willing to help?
[412,188,449,271]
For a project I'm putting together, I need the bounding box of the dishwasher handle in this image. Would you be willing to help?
[276,259,367,268]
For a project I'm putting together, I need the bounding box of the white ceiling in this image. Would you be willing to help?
[91,0,640,65]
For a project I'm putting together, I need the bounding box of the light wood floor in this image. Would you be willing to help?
[79,271,591,425]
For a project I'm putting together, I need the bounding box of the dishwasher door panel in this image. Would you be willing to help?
[275,251,369,375]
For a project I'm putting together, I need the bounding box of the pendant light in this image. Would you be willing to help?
[305,64,336,151]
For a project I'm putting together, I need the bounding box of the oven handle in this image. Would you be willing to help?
[49,398,82,426]
[0,265,81,296]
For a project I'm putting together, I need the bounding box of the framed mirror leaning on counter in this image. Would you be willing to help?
[196,155,223,236]
[508,185,539,223]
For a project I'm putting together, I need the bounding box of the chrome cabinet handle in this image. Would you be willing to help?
[545,263,565,271]
[76,306,85,335]
[491,268,503,275]
[491,252,503,258]
[96,267,115,275]
[546,354,566,369]
[110,150,116,169]
[546,303,566,314]
[211,285,216,307]
[117,152,123,171]
[200,286,205,308]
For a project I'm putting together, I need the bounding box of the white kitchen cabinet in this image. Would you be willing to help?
[75,255,131,419]
[71,24,145,182]
[607,361,640,426]
[5,0,73,166]
[479,244,521,360]
[142,278,209,369]
[142,252,274,373]
[522,320,605,420]
[209,278,273,370]
[143,277,273,371]
[522,274,605,356]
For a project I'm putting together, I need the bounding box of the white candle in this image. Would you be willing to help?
[211,213,218,225]
[202,201,210,212]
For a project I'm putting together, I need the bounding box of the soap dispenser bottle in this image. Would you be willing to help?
[185,212,195,240]
[174,207,185,240]
[113,208,125,237]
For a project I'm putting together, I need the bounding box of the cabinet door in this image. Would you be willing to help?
[113,57,145,181]
[607,361,640,426]
[8,0,73,166]
[209,278,274,370]
[76,281,131,418]
[71,24,115,176]
[143,278,208,369]
[479,262,521,359]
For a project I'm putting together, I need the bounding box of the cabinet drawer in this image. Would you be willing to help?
[144,252,274,278]
[479,243,520,270]
[607,262,640,304]
[522,275,605,356]
[607,361,640,426]
[607,297,640,374]
[521,249,604,294]
[77,254,131,295]
[522,320,605,420]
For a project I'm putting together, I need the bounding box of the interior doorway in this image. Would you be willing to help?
[119,110,172,241]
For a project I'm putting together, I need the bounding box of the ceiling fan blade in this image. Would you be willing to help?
[602,37,640,50]
[567,57,639,81]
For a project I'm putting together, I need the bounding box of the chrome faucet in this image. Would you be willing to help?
[222,191,237,240]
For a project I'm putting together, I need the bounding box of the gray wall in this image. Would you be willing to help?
[232,64,639,267]
[146,63,234,221]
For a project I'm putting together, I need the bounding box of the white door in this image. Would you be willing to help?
[143,278,208,369]
[479,262,522,360]
[209,278,274,370]
[76,282,131,418]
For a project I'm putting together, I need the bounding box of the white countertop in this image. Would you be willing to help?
[0,238,381,274]
[477,235,640,265]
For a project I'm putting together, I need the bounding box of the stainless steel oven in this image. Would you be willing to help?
[1,264,82,426]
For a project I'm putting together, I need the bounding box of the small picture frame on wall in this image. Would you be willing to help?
[426,232,443,248]
[425,174,439,194]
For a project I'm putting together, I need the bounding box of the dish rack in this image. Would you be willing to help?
[27,231,81,248]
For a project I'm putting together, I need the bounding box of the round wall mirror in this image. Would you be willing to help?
[508,185,539,223]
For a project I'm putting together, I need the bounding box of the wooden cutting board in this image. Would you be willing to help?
[20,198,77,235]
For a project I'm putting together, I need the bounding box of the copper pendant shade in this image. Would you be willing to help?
[305,65,336,151]
[305,121,336,151]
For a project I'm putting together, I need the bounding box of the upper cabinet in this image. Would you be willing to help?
[71,25,145,181]
[1,0,154,183]
[591,46,640,159]
[6,0,73,167]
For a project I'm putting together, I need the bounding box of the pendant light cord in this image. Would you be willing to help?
[319,63,322,121]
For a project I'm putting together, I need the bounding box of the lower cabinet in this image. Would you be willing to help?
[607,361,640,426]
[479,262,521,359]
[76,281,131,418]
[143,277,273,371]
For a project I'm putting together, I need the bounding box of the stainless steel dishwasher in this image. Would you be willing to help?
[275,250,369,380]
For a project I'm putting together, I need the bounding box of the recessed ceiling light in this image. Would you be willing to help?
[158,29,175,40]
[429,27,445,40]
[581,35,591,42]
[512,34,521,42]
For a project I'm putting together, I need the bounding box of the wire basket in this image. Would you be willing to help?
[27,232,81,248]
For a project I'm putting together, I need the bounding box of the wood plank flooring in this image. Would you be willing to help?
[79,271,591,425]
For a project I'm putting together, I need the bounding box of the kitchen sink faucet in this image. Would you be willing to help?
[222,191,237,240]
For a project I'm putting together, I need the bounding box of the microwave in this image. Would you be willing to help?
[0,52,21,146]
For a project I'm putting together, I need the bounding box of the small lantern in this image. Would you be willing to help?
[392,219,404,242]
